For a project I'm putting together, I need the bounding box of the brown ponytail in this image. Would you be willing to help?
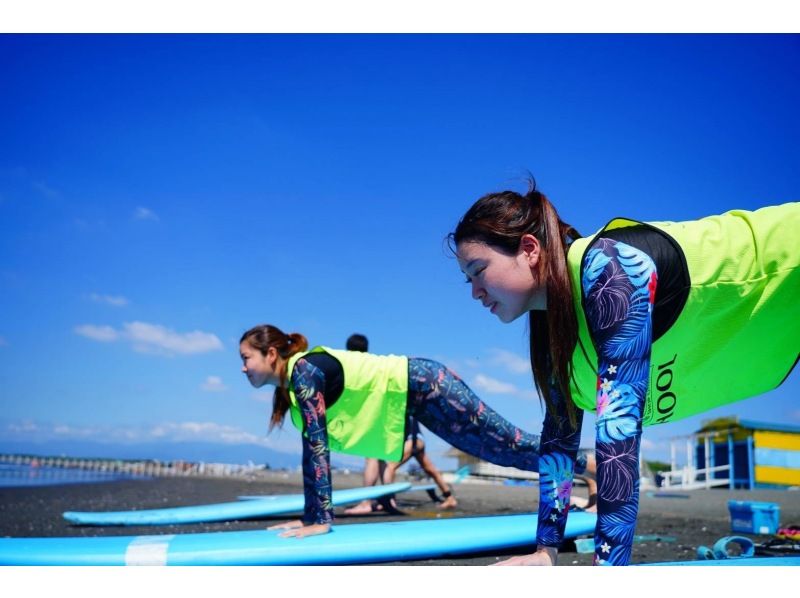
[239,324,309,430]
[448,178,582,427]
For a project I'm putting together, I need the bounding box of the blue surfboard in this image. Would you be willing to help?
[236,482,436,500]
[2,511,597,566]
[643,555,800,566]
[63,482,411,526]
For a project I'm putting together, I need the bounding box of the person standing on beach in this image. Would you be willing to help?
[239,324,597,538]
[450,180,799,566]
[342,333,458,515]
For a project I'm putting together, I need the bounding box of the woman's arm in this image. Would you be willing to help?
[583,238,657,565]
[533,384,585,562]
[497,395,583,566]
[283,357,334,535]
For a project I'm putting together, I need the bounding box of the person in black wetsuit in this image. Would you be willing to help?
[342,334,458,515]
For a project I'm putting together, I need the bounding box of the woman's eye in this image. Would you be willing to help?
[464,266,485,283]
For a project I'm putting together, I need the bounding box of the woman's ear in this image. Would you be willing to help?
[519,233,541,267]
[266,345,279,366]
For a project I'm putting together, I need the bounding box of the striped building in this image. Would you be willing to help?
[697,417,800,489]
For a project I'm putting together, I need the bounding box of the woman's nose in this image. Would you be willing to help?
[471,281,484,301]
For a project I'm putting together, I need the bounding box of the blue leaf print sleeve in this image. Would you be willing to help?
[535,383,584,548]
[290,358,334,526]
[582,237,657,566]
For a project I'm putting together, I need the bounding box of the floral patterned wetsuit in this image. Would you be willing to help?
[536,235,660,565]
[291,357,591,526]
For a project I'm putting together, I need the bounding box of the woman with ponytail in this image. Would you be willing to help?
[239,324,596,539]
[451,179,799,565]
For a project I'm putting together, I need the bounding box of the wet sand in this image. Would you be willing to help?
[1,470,798,565]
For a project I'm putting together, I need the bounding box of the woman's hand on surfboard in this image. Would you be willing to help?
[267,519,331,538]
[267,519,304,531]
[492,547,557,566]
[277,522,331,539]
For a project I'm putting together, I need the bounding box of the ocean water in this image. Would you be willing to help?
[0,463,149,488]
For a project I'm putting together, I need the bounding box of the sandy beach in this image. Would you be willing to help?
[2,470,799,566]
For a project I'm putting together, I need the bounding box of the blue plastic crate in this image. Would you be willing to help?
[727,500,780,535]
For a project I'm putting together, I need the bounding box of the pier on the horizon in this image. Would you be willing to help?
[0,453,266,479]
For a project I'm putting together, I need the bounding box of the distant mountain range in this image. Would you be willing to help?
[0,439,304,469]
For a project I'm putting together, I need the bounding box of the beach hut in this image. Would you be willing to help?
[695,417,800,489]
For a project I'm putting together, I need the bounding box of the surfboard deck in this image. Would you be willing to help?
[236,482,436,500]
[2,511,597,566]
[642,555,800,566]
[62,482,412,526]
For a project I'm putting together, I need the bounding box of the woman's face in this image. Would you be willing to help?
[457,235,546,323]
[240,341,280,388]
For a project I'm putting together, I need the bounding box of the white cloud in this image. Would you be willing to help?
[2,419,299,455]
[488,348,530,375]
[472,373,519,395]
[89,293,129,307]
[433,351,539,400]
[133,206,159,222]
[7,421,39,434]
[74,321,223,356]
[150,422,262,444]
[471,372,538,401]
[2,417,365,467]
[124,321,223,355]
[74,324,119,342]
[53,424,95,438]
[201,376,228,392]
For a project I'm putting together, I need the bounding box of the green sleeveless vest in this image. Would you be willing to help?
[567,202,800,426]
[286,347,409,460]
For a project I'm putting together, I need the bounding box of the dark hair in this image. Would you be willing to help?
[346,333,369,352]
[448,178,583,425]
[240,324,309,430]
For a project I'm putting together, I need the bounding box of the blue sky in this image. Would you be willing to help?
[1,34,798,469]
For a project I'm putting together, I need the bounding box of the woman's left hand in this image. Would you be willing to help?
[277,522,331,539]
[492,546,557,566]
[266,519,304,531]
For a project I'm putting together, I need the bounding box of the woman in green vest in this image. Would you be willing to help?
[239,324,596,539]
[451,181,799,566]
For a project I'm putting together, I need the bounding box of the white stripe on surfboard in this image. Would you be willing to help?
[124,535,175,566]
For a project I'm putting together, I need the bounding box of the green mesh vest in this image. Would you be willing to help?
[286,347,409,460]
[567,202,800,426]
